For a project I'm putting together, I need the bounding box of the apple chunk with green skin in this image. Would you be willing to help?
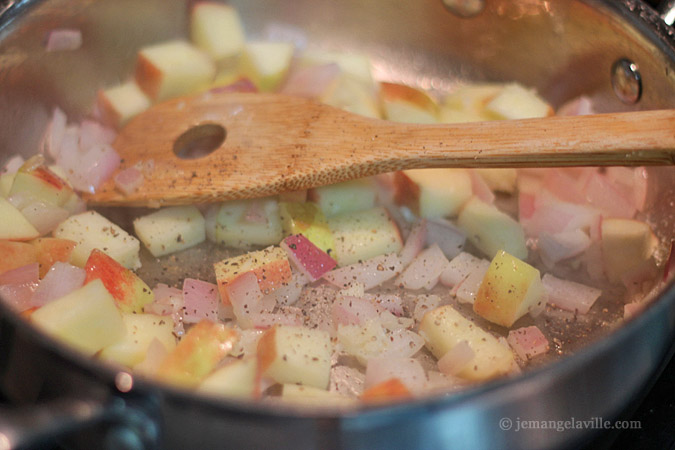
[419,305,515,381]
[157,320,239,388]
[457,196,528,260]
[380,82,440,124]
[135,40,216,102]
[97,81,151,129]
[257,325,332,389]
[198,357,257,399]
[133,206,205,257]
[328,206,403,267]
[84,249,154,313]
[239,41,295,92]
[54,211,141,269]
[0,197,39,241]
[308,178,377,217]
[473,250,546,328]
[214,246,292,306]
[280,234,337,282]
[394,169,472,219]
[279,201,334,253]
[31,279,125,356]
[99,313,176,368]
[601,218,658,283]
[190,1,245,63]
[207,198,283,249]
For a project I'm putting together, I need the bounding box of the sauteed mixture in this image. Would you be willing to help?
[0,3,671,406]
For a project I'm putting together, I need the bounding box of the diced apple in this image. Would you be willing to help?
[601,218,658,283]
[507,326,549,361]
[457,196,528,260]
[278,201,334,253]
[157,319,238,388]
[99,313,176,367]
[135,40,216,102]
[257,325,332,389]
[443,83,504,115]
[380,82,439,124]
[419,305,516,380]
[319,74,381,118]
[485,83,553,120]
[208,198,283,249]
[337,320,390,365]
[238,41,295,92]
[0,240,38,275]
[214,246,292,305]
[31,279,126,356]
[53,210,141,269]
[31,237,76,277]
[133,205,205,257]
[0,172,16,198]
[473,169,517,194]
[327,206,403,266]
[308,178,377,217]
[0,197,39,241]
[438,107,486,124]
[190,2,246,62]
[300,50,374,86]
[280,234,337,281]
[9,156,74,207]
[473,250,546,328]
[97,81,151,129]
[84,249,154,313]
[198,357,257,399]
[360,378,411,402]
[394,169,472,219]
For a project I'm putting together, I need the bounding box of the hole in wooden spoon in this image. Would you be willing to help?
[173,123,226,159]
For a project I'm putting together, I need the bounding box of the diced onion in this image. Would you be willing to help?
[323,253,402,291]
[437,341,475,376]
[31,262,85,307]
[182,278,220,324]
[395,244,449,290]
[542,273,601,314]
[507,326,549,360]
[114,167,144,195]
[45,29,82,52]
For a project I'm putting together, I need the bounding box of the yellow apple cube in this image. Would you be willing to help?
[190,2,246,62]
[198,357,257,399]
[31,279,126,356]
[0,197,39,241]
[257,325,332,389]
[208,198,283,249]
[309,178,377,217]
[419,305,515,380]
[601,218,658,283]
[394,169,472,219]
[474,250,546,328]
[97,81,151,128]
[239,41,295,92]
[99,313,176,367]
[485,83,553,120]
[279,201,334,253]
[133,205,205,257]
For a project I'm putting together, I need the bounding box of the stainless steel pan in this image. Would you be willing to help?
[0,1,673,449]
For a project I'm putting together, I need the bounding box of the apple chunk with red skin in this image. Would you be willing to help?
[280,234,337,282]
[84,249,154,314]
[214,246,292,306]
[31,237,77,277]
[380,82,439,124]
[157,319,239,388]
[0,240,38,275]
[9,156,75,207]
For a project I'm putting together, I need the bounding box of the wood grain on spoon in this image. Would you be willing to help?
[86,91,675,207]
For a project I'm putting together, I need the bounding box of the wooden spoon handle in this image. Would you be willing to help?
[86,92,675,207]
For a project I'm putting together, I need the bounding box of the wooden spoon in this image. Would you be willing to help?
[86,91,675,207]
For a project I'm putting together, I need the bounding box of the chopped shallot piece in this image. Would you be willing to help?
[542,169,586,204]
[440,252,489,287]
[557,96,596,116]
[323,253,402,291]
[437,341,474,376]
[281,234,337,281]
[542,273,602,314]
[31,262,85,307]
[250,311,303,329]
[453,263,490,305]
[623,301,647,320]
[41,108,67,159]
[0,263,39,312]
[395,244,449,290]
[79,120,116,149]
[469,171,495,204]
[20,201,69,235]
[425,218,466,260]
[399,219,427,267]
[45,29,82,52]
[182,278,220,324]
[522,199,600,238]
[365,357,426,393]
[280,63,341,98]
[583,172,636,219]
[224,272,264,329]
[362,293,404,316]
[380,329,425,359]
[413,294,442,322]
[145,284,184,336]
[537,229,591,269]
[261,271,308,306]
[3,155,24,174]
[114,167,144,195]
[507,326,549,360]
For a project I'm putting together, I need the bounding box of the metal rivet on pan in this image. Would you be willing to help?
[611,58,642,104]
[441,0,485,17]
